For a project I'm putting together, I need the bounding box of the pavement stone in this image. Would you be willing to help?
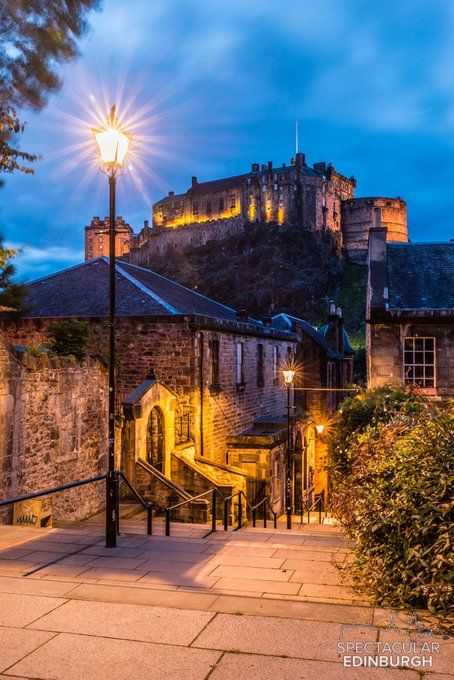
[0,627,55,674]
[0,592,66,627]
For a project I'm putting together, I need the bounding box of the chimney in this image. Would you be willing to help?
[251,163,259,172]
[368,227,389,312]
[236,309,249,322]
[168,191,174,197]
[372,207,382,229]
[313,162,326,174]
[191,176,198,187]
[295,152,305,167]
[262,316,272,327]
[267,161,273,171]
[260,164,266,171]
[291,157,296,166]
[144,220,149,228]
[326,301,340,353]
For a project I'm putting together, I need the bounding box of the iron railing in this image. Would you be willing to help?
[251,497,278,529]
[299,487,325,524]
[0,474,108,511]
[116,470,153,536]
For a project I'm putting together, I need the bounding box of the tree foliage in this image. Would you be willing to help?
[328,386,454,621]
[0,0,99,182]
[0,237,28,315]
[46,318,91,361]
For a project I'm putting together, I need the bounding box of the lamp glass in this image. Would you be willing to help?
[316,424,325,434]
[283,369,296,385]
[93,127,130,167]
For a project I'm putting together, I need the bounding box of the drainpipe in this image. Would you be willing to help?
[199,332,204,457]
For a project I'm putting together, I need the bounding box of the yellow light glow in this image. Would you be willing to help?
[93,107,131,167]
[278,206,285,225]
[158,204,241,229]
[283,369,296,385]
[316,424,325,434]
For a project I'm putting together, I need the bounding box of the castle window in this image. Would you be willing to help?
[274,183,278,191]
[209,339,220,388]
[262,186,266,192]
[175,412,190,445]
[219,197,224,211]
[236,342,245,385]
[230,195,236,209]
[193,202,199,216]
[403,337,436,389]
[257,343,264,387]
[273,346,280,383]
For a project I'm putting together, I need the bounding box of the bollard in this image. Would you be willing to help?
[273,512,277,529]
[263,505,267,529]
[165,508,170,536]
[211,489,217,532]
[115,471,120,535]
[147,502,153,535]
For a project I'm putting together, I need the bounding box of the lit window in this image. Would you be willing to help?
[403,337,436,388]
[230,195,236,209]
[207,201,212,216]
[236,342,245,384]
[193,202,199,216]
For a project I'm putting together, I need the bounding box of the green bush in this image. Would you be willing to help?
[328,386,453,618]
[46,318,91,361]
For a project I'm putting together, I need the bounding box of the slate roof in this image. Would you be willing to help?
[23,258,258,323]
[154,193,185,206]
[271,313,341,358]
[387,242,454,310]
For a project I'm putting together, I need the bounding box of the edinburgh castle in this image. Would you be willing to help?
[85,151,408,266]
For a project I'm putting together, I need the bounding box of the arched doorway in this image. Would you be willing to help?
[146,407,164,472]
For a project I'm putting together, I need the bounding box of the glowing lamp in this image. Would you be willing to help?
[93,106,131,167]
[283,369,296,385]
[316,424,325,435]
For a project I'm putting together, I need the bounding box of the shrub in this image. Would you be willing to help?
[328,386,453,618]
[46,318,91,361]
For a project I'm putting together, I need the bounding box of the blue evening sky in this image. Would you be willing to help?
[1,0,453,279]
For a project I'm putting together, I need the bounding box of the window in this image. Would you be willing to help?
[146,407,164,472]
[209,339,220,387]
[273,346,279,382]
[193,202,199,216]
[286,346,293,365]
[257,343,264,387]
[230,195,236,209]
[403,337,436,388]
[219,197,224,211]
[175,413,190,445]
[206,201,212,216]
[236,342,245,385]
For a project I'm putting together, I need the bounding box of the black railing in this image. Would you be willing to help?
[300,488,325,524]
[117,470,153,536]
[251,497,278,529]
[165,488,224,536]
[0,474,108,511]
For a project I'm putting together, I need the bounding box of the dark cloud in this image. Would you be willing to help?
[2,0,453,280]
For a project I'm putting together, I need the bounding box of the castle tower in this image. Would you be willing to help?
[341,197,408,262]
[85,216,133,261]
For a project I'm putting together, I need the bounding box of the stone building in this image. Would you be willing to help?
[85,216,134,260]
[0,337,107,523]
[1,258,354,516]
[367,228,454,399]
[342,198,408,262]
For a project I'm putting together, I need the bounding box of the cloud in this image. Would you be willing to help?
[7,243,84,281]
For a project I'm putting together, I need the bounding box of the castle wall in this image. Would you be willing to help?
[341,197,408,262]
[0,338,107,522]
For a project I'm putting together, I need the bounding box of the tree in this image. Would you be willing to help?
[0,0,99,183]
[0,237,28,315]
[46,318,91,361]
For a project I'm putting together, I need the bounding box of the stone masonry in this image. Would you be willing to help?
[0,337,108,522]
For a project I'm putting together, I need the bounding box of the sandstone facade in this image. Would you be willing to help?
[0,338,108,523]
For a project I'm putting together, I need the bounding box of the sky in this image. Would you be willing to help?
[2,0,453,280]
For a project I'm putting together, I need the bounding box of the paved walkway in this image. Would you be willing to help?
[0,521,451,679]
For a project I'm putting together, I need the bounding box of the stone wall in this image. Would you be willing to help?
[367,320,454,399]
[0,338,108,523]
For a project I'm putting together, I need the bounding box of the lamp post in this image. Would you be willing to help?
[93,106,131,548]
[283,369,295,530]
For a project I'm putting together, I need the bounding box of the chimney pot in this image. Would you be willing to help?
[191,176,198,186]
[144,220,149,228]
[267,160,273,171]
[251,163,259,172]
[236,309,249,322]
[168,190,174,197]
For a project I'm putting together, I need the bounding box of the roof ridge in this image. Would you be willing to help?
[117,261,242,316]
[114,263,179,314]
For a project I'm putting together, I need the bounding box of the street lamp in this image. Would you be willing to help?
[283,369,295,529]
[93,105,131,548]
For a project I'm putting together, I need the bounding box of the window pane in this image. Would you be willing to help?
[414,338,424,351]
[404,351,413,365]
[415,352,424,364]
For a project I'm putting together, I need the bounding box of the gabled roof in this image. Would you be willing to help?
[386,242,454,310]
[23,258,259,324]
[154,193,185,206]
[271,313,340,357]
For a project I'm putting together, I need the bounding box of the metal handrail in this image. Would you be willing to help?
[251,496,278,529]
[165,487,227,536]
[0,474,108,509]
[223,490,254,531]
[117,471,153,536]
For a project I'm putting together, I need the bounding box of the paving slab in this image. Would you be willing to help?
[208,565,293,581]
[0,627,56,675]
[137,572,220,588]
[203,554,285,569]
[8,632,221,680]
[0,575,78,598]
[28,599,215,646]
[203,545,277,557]
[0,592,66,627]
[210,652,420,679]
[68,582,219,610]
[193,612,348,661]
[378,628,454,675]
[273,548,337,561]
[213,577,301,596]
[298,583,358,600]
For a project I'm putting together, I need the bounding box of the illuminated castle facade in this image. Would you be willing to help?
[84,151,409,265]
